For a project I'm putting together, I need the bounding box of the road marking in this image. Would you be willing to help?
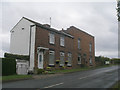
[44,82,64,88]
[79,76,88,79]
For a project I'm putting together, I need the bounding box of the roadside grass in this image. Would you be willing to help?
[2,64,117,82]
[0,76,2,81]
[111,81,120,89]
[51,67,90,74]
[2,75,32,82]
[51,64,116,74]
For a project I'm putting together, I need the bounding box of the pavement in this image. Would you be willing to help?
[2,65,120,89]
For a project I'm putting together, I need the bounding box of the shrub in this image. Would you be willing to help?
[4,53,29,60]
[2,58,16,76]
[37,69,45,74]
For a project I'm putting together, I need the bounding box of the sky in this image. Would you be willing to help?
[0,0,118,58]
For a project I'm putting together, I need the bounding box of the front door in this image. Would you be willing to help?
[38,51,43,69]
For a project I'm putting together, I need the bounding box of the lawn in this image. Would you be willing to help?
[51,64,115,74]
[52,67,90,73]
[110,81,120,90]
[2,75,32,82]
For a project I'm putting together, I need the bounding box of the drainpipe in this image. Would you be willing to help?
[29,25,35,71]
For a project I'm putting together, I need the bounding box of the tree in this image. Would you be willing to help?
[117,0,120,21]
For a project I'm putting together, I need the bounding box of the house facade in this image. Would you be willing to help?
[10,17,95,72]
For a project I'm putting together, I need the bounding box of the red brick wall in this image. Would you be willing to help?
[66,26,95,67]
[34,26,74,69]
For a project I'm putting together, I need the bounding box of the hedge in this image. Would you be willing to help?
[4,53,29,60]
[2,58,16,76]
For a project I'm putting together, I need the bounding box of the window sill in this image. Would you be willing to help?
[67,64,72,67]
[49,43,55,45]
[49,64,55,67]
[60,45,65,48]
[59,64,64,67]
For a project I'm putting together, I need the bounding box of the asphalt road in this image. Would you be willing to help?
[2,65,120,88]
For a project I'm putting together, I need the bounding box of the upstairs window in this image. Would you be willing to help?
[78,38,80,49]
[49,33,55,44]
[89,43,92,52]
[60,36,65,46]
[67,53,72,66]
[49,50,55,65]
[78,54,81,64]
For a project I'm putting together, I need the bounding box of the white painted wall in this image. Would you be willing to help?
[10,18,36,71]
[29,25,36,71]
[10,18,33,55]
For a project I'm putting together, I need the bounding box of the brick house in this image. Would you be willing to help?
[10,17,95,72]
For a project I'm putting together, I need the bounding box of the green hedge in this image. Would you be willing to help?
[95,56,110,66]
[2,58,16,76]
[4,53,29,60]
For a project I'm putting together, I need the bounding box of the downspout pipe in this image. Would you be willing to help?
[29,25,35,71]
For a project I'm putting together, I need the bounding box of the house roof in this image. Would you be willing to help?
[67,26,94,38]
[23,17,74,38]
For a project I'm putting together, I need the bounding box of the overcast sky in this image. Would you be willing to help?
[0,0,118,58]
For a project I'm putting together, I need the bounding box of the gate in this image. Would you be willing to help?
[16,59,29,75]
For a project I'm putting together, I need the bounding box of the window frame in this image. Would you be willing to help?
[60,52,65,66]
[67,53,72,66]
[49,50,55,66]
[60,36,65,46]
[78,54,81,64]
[89,57,92,65]
[78,38,81,49]
[89,43,92,52]
[49,32,55,44]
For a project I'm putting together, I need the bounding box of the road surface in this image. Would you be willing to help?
[2,65,120,88]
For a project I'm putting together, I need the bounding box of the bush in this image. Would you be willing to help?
[111,58,120,64]
[95,56,110,66]
[2,58,16,76]
[37,69,45,74]
[4,53,29,60]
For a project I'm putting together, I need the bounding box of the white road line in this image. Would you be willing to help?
[44,82,64,88]
[79,76,88,79]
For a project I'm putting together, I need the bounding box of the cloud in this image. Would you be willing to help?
[1,2,118,58]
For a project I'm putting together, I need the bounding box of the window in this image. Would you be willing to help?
[78,38,80,49]
[49,50,55,65]
[49,33,55,44]
[89,43,92,52]
[60,36,65,46]
[89,58,92,65]
[78,54,81,64]
[60,52,65,66]
[67,53,72,66]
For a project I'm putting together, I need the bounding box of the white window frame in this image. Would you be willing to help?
[60,36,65,46]
[89,58,92,65]
[60,52,65,66]
[49,50,55,65]
[49,33,55,44]
[78,54,81,64]
[67,53,72,66]
[78,39,80,49]
[89,43,92,52]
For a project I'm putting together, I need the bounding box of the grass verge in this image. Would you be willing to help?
[2,75,32,82]
[51,64,116,74]
[111,81,120,90]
